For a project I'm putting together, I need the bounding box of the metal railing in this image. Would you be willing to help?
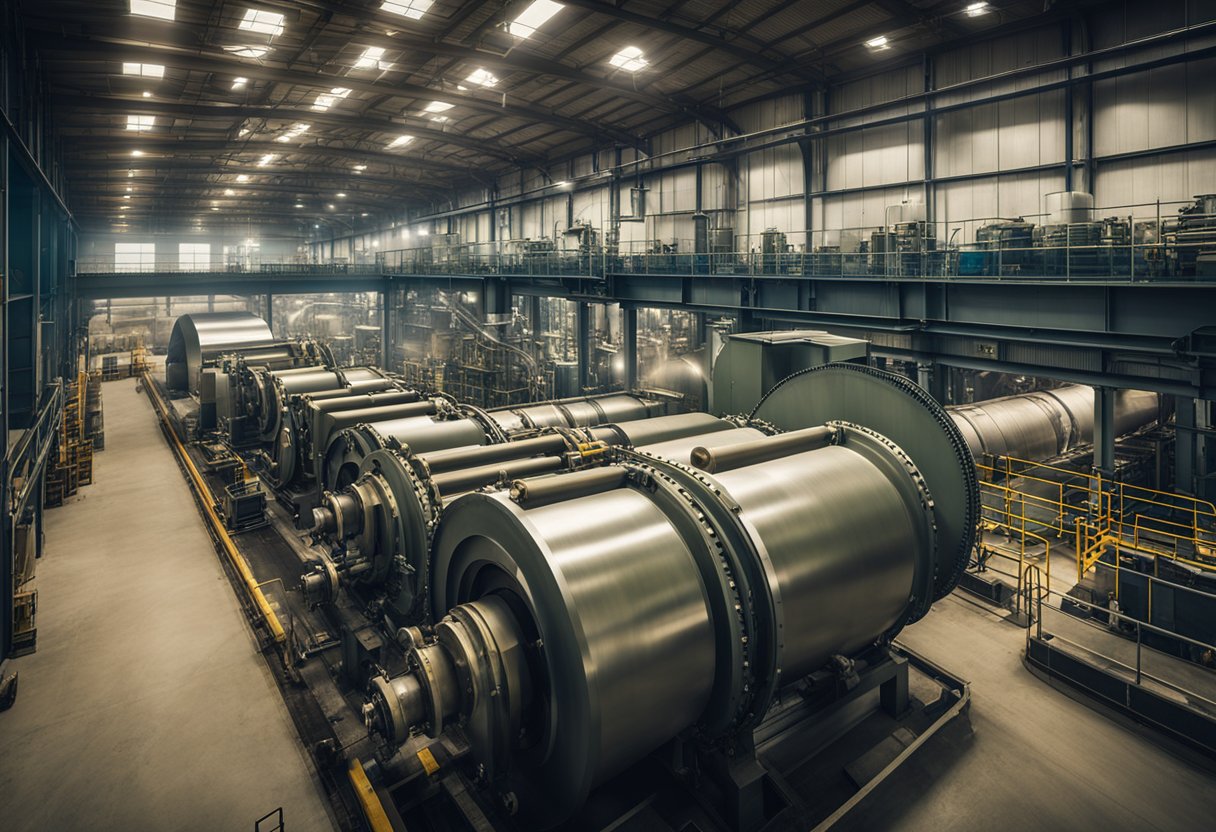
[5,381,65,521]
[1024,562,1216,716]
[76,256,382,275]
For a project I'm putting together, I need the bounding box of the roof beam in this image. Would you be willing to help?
[30,30,640,145]
[556,0,820,83]
[49,93,531,165]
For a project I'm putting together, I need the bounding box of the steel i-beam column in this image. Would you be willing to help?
[577,301,591,393]
[622,307,638,390]
[380,286,392,371]
[1093,386,1117,477]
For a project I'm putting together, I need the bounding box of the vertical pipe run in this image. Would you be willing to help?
[577,301,591,393]
[622,307,638,390]
[1093,386,1116,476]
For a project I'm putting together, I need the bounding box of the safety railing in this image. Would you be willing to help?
[76,256,383,276]
[5,381,65,521]
[975,455,1216,584]
[1025,561,1216,712]
[975,480,1054,615]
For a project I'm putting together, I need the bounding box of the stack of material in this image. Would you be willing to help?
[44,373,96,507]
[86,371,104,450]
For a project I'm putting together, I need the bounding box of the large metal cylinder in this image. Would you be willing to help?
[392,415,942,827]
[166,311,274,393]
[948,384,1159,462]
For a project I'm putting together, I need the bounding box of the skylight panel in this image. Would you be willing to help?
[609,46,647,72]
[423,101,454,113]
[465,68,499,87]
[130,0,176,21]
[275,123,311,143]
[508,1,563,39]
[386,135,415,149]
[257,153,278,166]
[312,87,352,111]
[122,63,165,79]
[381,0,433,19]
[236,174,251,182]
[239,9,285,37]
[232,76,248,89]
[126,114,156,131]
[224,45,271,58]
[354,46,393,71]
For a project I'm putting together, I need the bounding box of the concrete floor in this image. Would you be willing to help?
[0,377,334,832]
[844,591,1216,832]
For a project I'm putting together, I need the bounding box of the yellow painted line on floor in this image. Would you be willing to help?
[141,372,287,645]
[348,758,395,832]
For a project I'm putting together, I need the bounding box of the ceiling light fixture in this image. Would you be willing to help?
[232,76,248,89]
[224,188,236,196]
[386,134,415,149]
[122,62,165,79]
[295,203,304,208]
[353,164,367,171]
[423,100,454,113]
[865,35,890,50]
[236,174,250,182]
[337,192,347,198]
[508,0,564,39]
[257,153,277,166]
[381,0,433,19]
[965,2,989,16]
[129,0,176,22]
[238,9,285,36]
[141,90,152,98]
[131,149,145,157]
[464,67,499,87]
[609,46,648,72]
[126,114,156,131]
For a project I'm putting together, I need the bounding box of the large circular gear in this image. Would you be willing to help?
[749,362,978,601]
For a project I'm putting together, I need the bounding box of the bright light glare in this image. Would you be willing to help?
[224,45,271,58]
[126,115,155,131]
[232,76,248,89]
[423,100,454,113]
[386,135,414,149]
[609,46,647,71]
[236,174,250,182]
[865,35,890,49]
[381,0,432,19]
[239,9,285,37]
[508,1,563,39]
[965,2,989,16]
[312,87,352,111]
[257,153,277,166]
[129,0,175,21]
[464,68,499,87]
[122,63,165,78]
[354,46,392,70]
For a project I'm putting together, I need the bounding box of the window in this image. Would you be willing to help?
[126,115,156,131]
[354,46,392,71]
[239,9,285,36]
[179,243,211,271]
[381,0,433,19]
[122,63,165,78]
[312,87,351,111]
[115,243,156,273]
[130,0,175,21]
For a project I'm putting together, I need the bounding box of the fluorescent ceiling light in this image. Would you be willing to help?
[129,0,175,21]
[232,76,248,89]
[236,174,250,182]
[224,45,271,58]
[211,206,220,211]
[508,0,563,39]
[142,90,152,98]
[337,192,347,198]
[128,170,136,177]
[354,46,393,71]
[312,87,352,111]
[423,100,454,113]
[126,114,156,131]
[294,203,304,208]
[609,46,647,72]
[865,35,890,49]
[257,153,277,166]
[387,135,414,149]
[126,187,133,192]
[465,67,499,87]
[353,164,367,171]
[430,115,449,123]
[123,195,130,200]
[239,9,285,37]
[224,188,236,196]
[122,62,165,79]
[327,203,335,209]
[965,2,989,15]
[381,0,432,19]
[131,150,145,157]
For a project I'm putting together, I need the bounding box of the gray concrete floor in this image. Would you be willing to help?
[844,592,1216,831]
[0,377,334,832]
